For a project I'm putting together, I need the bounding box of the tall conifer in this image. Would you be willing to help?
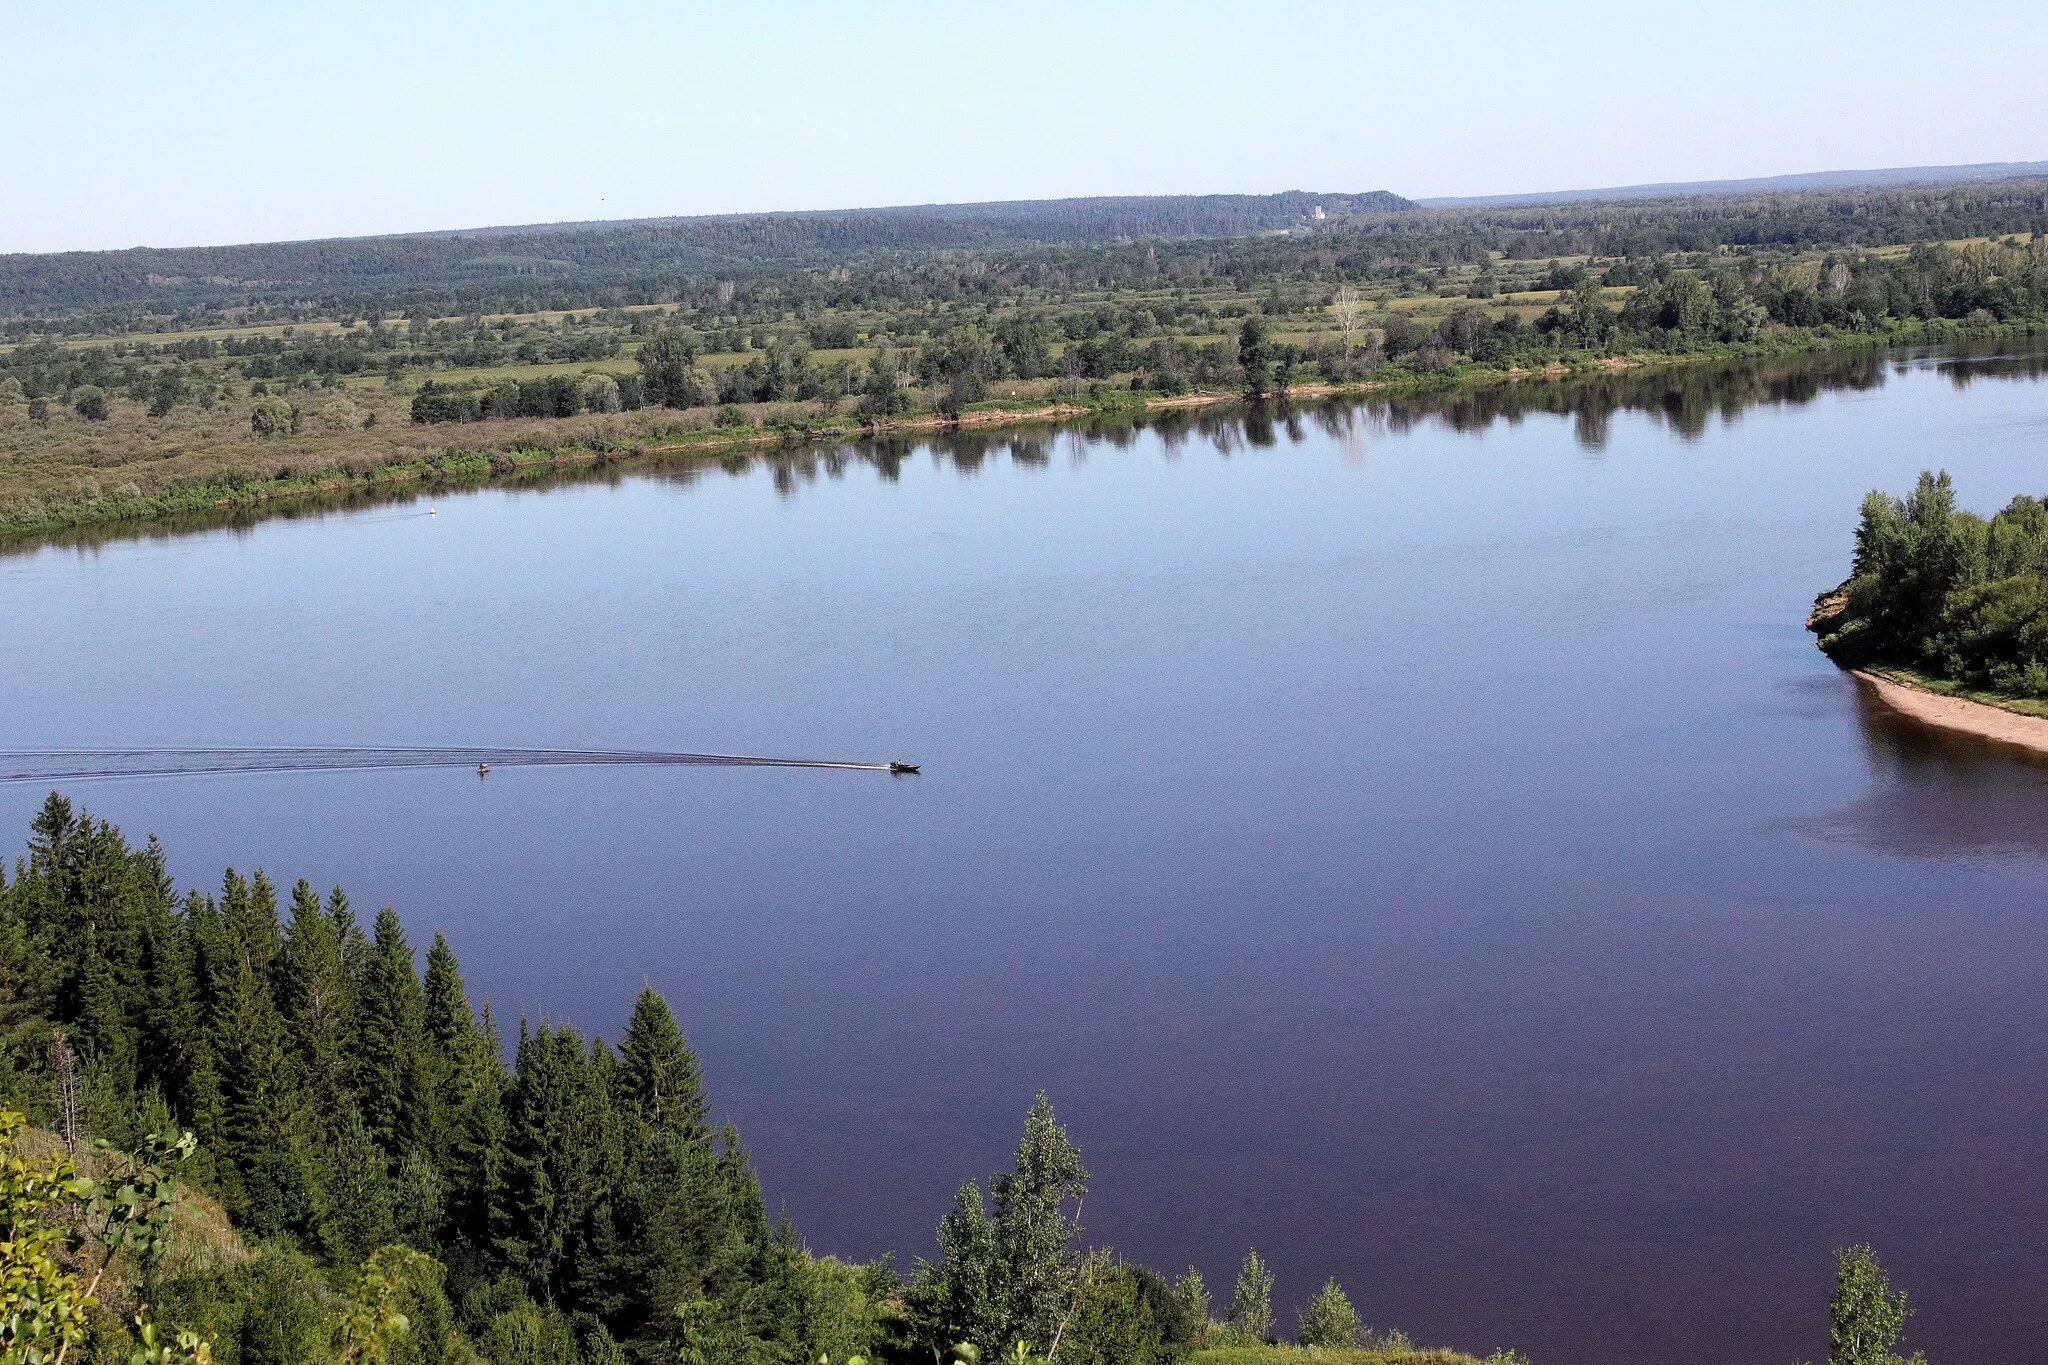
[617,988,708,1142]
[280,879,355,1130]
[353,907,435,1157]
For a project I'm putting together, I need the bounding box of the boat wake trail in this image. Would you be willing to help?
[0,746,907,784]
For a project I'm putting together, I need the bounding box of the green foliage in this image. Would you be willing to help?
[478,1296,580,1364]
[0,1111,95,1360]
[637,330,707,410]
[1225,1250,1274,1344]
[1057,1255,1193,1365]
[1171,1269,1209,1345]
[71,386,109,420]
[911,1094,1088,1355]
[1190,1349,1490,1365]
[1297,1278,1361,1348]
[78,1124,198,1271]
[0,1109,211,1362]
[129,1304,214,1363]
[1828,1245,1920,1365]
[248,396,300,437]
[1237,320,1272,398]
[793,1255,893,1365]
[336,1244,440,1363]
[1818,471,2048,695]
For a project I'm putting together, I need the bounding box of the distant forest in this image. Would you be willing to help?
[1418,159,2048,208]
[0,192,1415,317]
[4,179,2045,325]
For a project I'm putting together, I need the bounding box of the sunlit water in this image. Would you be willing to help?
[5,345,2047,1364]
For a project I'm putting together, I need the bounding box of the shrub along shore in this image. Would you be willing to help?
[3,315,2034,546]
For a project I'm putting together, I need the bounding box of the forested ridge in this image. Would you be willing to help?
[4,179,2045,327]
[0,797,1525,1364]
[0,192,1415,317]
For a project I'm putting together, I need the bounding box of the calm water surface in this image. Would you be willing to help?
[6,347,2047,1364]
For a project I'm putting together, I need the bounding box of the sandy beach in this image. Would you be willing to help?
[1853,669,2048,756]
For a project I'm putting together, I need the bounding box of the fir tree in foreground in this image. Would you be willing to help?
[0,797,1533,1363]
[0,794,844,1363]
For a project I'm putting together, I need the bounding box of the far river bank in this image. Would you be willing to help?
[5,319,2045,552]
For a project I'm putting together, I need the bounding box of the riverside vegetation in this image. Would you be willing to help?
[1811,470,2048,709]
[4,180,2048,536]
[0,800,1930,1364]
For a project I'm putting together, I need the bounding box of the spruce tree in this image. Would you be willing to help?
[74,922,137,1098]
[318,1103,398,1265]
[617,987,707,1141]
[422,932,473,1056]
[441,1001,509,1286]
[497,1023,623,1304]
[132,838,203,1119]
[207,912,319,1238]
[279,879,356,1130]
[353,906,436,1158]
[587,1104,738,1341]
[218,869,283,987]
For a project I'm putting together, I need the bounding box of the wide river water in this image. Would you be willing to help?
[5,345,2047,1364]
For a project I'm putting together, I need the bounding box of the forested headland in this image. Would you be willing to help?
[1811,471,2048,708]
[4,178,2048,539]
[0,800,1937,1364]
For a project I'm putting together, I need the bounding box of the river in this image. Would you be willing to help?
[5,343,2046,1363]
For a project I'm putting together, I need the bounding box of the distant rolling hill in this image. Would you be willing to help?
[0,190,1414,315]
[1418,161,2048,208]
[418,190,1417,240]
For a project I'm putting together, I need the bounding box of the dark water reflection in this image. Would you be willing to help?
[1791,679,2048,858]
[5,343,2048,1365]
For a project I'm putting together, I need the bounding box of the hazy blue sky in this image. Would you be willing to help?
[6,0,2045,253]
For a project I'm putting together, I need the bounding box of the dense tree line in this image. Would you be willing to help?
[1813,471,2048,696]
[3,801,1500,1364]
[14,229,2044,442]
[0,795,880,1362]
